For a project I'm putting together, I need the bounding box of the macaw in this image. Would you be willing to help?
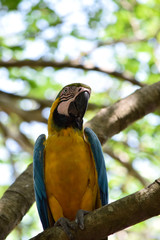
[33,83,108,238]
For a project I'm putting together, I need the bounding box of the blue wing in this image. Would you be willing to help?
[84,127,108,205]
[33,134,50,229]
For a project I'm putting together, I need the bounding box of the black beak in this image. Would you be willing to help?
[68,91,90,119]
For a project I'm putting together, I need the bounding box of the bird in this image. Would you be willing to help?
[33,83,108,239]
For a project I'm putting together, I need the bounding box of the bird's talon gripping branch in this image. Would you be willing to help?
[55,217,76,240]
[75,209,89,230]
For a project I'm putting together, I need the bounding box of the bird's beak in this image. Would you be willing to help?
[68,89,90,120]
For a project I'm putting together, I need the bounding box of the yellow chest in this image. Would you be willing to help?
[44,129,97,219]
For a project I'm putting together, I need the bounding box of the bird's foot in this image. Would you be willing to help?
[55,217,76,240]
[54,210,89,239]
[75,209,89,230]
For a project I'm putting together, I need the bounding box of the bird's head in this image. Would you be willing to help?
[48,83,91,133]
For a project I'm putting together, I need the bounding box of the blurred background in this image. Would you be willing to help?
[0,0,160,239]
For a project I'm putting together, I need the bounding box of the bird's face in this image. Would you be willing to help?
[57,84,91,118]
[52,83,91,130]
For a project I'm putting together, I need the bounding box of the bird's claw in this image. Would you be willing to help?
[54,210,89,239]
[55,217,76,240]
[75,209,89,230]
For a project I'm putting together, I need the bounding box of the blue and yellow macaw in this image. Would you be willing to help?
[33,83,108,238]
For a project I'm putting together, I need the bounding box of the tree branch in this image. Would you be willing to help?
[0,122,33,154]
[97,36,149,46]
[30,178,160,240]
[0,60,145,87]
[103,146,148,186]
[0,100,47,123]
[0,164,34,240]
[96,25,160,46]
[0,82,160,238]
[85,81,160,144]
[0,90,52,108]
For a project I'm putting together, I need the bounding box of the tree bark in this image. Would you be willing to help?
[30,178,160,240]
[0,81,160,239]
[0,164,34,240]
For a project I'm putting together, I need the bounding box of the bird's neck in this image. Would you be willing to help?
[48,127,83,138]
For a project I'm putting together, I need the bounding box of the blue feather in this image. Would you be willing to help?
[33,134,50,229]
[84,127,108,205]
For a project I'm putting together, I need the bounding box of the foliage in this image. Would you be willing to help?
[0,0,160,239]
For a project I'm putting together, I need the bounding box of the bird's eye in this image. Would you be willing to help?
[62,88,68,95]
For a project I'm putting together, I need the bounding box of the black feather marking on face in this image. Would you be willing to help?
[52,107,83,130]
[59,94,74,104]
[56,83,91,100]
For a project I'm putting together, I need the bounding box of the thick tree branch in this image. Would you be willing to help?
[0,82,160,238]
[0,60,144,87]
[85,81,160,144]
[0,164,34,240]
[30,178,160,240]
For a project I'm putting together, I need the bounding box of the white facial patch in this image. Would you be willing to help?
[57,98,75,116]
[57,86,91,116]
